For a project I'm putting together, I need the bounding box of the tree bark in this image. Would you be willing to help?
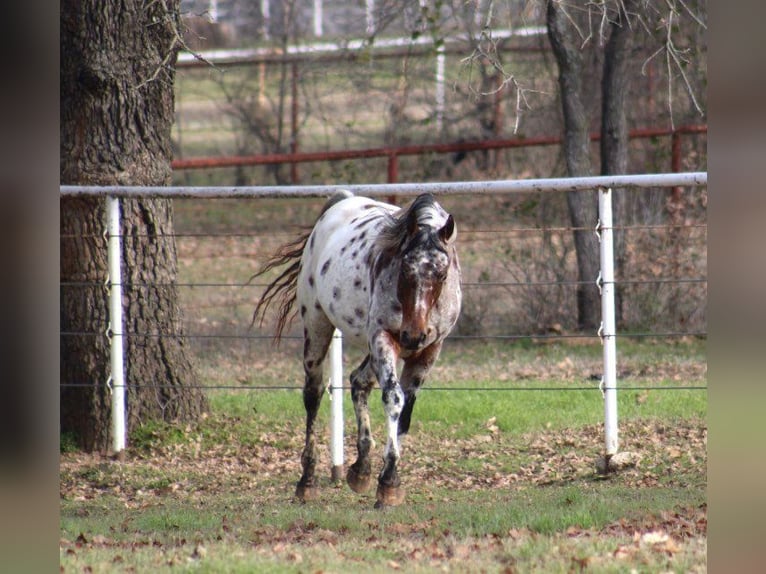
[546,0,601,331]
[601,1,638,326]
[61,0,208,452]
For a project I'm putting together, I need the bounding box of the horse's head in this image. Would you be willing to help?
[395,198,458,351]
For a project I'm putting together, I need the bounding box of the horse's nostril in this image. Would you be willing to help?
[401,330,426,350]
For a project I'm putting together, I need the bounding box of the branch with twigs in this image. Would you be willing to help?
[136,0,219,90]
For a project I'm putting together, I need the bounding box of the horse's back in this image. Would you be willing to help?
[297,195,395,347]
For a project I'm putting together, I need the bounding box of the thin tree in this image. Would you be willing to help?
[546,0,601,330]
[61,0,208,452]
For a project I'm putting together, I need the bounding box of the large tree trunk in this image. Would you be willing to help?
[61,0,207,452]
[601,1,638,326]
[546,0,601,331]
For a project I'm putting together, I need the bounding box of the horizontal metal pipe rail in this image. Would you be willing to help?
[60,171,707,199]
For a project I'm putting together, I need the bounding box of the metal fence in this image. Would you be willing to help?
[60,172,708,467]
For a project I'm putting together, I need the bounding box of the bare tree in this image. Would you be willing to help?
[61,0,208,452]
[546,0,706,329]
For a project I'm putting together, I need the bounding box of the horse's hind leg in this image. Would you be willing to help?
[347,355,376,494]
[295,319,334,502]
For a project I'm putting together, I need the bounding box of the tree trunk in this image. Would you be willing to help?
[61,0,208,452]
[546,0,601,331]
[601,1,638,326]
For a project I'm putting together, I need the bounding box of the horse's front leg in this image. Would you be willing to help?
[371,331,406,508]
[398,341,442,439]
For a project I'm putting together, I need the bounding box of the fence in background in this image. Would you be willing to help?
[61,172,708,468]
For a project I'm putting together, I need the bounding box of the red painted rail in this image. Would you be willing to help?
[172,124,707,183]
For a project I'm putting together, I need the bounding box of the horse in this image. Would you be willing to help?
[253,191,462,508]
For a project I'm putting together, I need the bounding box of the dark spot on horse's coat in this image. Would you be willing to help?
[355,307,365,319]
[314,302,322,310]
[359,231,367,240]
[349,236,356,244]
[391,302,402,313]
[377,317,384,326]
[310,234,315,251]
[308,275,315,287]
[353,278,362,288]
[350,216,359,224]
[341,246,347,254]
[306,359,314,369]
[321,259,331,275]
[343,316,355,326]
[300,305,307,316]
[351,250,358,258]
[333,287,341,300]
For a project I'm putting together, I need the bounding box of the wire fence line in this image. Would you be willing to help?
[59,383,706,392]
[59,277,707,289]
[58,221,707,240]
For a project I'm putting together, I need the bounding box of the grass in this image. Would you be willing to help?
[61,337,707,572]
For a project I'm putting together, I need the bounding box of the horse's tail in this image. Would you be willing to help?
[251,191,354,341]
[250,231,307,342]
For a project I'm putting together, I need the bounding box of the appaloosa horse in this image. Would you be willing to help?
[253,192,461,507]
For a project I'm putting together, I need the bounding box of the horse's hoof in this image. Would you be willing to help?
[375,483,406,508]
[346,466,373,493]
[295,482,319,502]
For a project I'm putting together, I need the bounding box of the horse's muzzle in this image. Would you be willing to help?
[400,330,427,351]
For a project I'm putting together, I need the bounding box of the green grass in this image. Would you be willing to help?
[62,337,707,572]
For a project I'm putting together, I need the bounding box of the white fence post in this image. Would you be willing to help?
[435,45,445,132]
[106,196,127,454]
[598,188,619,457]
[329,329,344,481]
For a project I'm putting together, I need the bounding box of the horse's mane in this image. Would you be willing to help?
[377,194,438,255]
[251,191,353,341]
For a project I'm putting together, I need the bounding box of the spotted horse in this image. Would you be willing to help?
[253,192,462,508]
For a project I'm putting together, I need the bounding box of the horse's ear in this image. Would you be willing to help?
[439,215,457,245]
